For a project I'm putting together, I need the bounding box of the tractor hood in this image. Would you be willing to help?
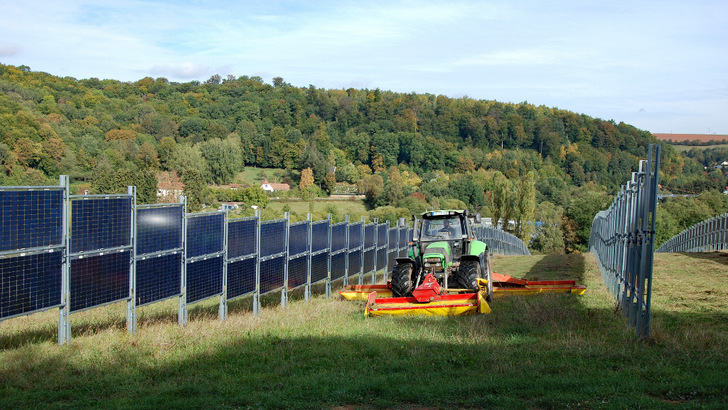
[422,241,452,265]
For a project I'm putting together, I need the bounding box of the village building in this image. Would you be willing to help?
[260,179,290,193]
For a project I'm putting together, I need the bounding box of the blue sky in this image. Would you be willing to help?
[1,0,726,134]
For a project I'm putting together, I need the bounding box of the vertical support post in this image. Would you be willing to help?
[325,213,332,299]
[343,215,350,287]
[359,216,365,286]
[126,185,137,335]
[58,175,71,346]
[372,218,378,285]
[178,195,188,327]
[305,213,313,302]
[281,212,290,308]
[219,210,229,321]
[253,208,261,316]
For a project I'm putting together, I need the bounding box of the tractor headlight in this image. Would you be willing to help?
[424,257,441,267]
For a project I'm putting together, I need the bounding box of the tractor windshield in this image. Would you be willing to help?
[422,217,462,240]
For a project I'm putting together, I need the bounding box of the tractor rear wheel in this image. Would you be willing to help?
[455,260,480,291]
[391,263,414,297]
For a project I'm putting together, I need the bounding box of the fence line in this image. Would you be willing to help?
[589,144,660,338]
[2,176,529,345]
[657,213,728,253]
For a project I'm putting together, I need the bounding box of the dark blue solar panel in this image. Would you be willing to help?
[311,253,328,283]
[1,252,62,319]
[331,252,346,280]
[186,256,223,303]
[348,223,362,249]
[0,190,63,252]
[288,255,308,289]
[388,228,397,248]
[71,197,131,253]
[260,256,284,294]
[136,253,181,306]
[227,258,255,299]
[288,222,309,256]
[348,249,361,276]
[387,249,396,271]
[364,224,375,248]
[136,206,183,255]
[311,221,329,253]
[70,251,130,312]
[399,227,408,248]
[228,219,256,259]
[330,223,347,252]
[377,248,387,270]
[186,213,224,258]
[363,249,375,274]
[377,224,387,246]
[260,220,286,257]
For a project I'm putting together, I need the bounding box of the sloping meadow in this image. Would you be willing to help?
[1,253,726,408]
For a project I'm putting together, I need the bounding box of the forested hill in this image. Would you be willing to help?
[1,63,666,188]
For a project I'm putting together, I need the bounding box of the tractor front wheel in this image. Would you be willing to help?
[391,263,414,297]
[455,260,480,291]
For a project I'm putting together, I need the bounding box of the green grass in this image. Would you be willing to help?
[1,253,727,408]
[267,198,368,219]
[670,143,728,153]
[233,167,289,185]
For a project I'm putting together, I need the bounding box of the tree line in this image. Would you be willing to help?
[1,64,725,252]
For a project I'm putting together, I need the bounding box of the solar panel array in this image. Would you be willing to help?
[0,189,63,252]
[1,178,416,336]
[69,196,132,313]
[0,187,65,321]
[185,213,224,304]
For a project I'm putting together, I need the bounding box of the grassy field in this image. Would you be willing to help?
[670,143,728,153]
[1,252,727,408]
[233,167,289,185]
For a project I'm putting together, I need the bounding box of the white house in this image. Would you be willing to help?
[260,179,290,193]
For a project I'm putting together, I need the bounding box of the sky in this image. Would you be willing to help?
[1,0,727,134]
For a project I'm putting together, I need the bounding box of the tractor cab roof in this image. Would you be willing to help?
[420,210,468,219]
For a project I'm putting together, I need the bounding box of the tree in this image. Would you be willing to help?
[182,168,205,212]
[300,167,314,190]
[531,201,565,254]
[157,137,176,170]
[200,137,242,184]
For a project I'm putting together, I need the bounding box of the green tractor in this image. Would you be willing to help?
[392,210,493,300]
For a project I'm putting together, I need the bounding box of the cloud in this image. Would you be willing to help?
[148,62,210,79]
[0,43,20,57]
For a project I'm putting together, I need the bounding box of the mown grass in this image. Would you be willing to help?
[1,253,727,408]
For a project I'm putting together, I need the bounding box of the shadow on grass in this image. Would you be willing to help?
[679,250,728,266]
[524,253,587,282]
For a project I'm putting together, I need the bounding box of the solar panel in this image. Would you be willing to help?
[364,224,375,248]
[348,223,362,249]
[330,223,347,252]
[288,221,309,257]
[0,190,63,252]
[186,255,223,303]
[363,249,375,274]
[70,251,130,312]
[0,251,62,319]
[260,256,285,294]
[348,249,361,276]
[186,213,224,258]
[377,248,387,270]
[227,258,255,299]
[136,252,182,306]
[227,218,256,259]
[311,253,328,284]
[311,221,329,253]
[136,206,183,255]
[377,224,387,246]
[260,220,286,257]
[71,197,131,253]
[287,255,308,290]
[330,252,346,280]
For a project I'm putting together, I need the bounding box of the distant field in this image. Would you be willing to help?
[233,167,290,185]
[267,198,368,220]
[654,133,728,143]
[670,143,728,153]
